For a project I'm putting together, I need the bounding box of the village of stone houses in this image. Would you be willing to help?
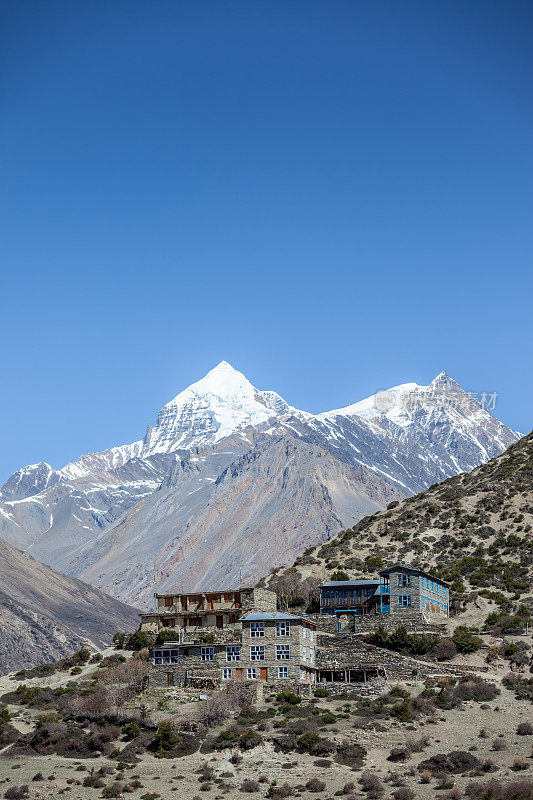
[1,436,532,800]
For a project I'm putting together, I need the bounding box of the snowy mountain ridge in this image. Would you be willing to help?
[0,361,520,605]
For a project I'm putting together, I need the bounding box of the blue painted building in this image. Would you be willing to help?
[319,564,449,619]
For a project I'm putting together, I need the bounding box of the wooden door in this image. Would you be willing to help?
[216,615,224,629]
[234,668,243,680]
[166,672,174,687]
[260,667,268,681]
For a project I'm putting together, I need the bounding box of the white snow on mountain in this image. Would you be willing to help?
[0,361,521,604]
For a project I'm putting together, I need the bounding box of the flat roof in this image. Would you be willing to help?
[154,587,254,598]
[242,612,316,626]
[319,580,381,588]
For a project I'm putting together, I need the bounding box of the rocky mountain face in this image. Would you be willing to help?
[0,536,140,674]
[0,362,519,607]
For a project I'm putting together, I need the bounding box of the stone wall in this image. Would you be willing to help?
[149,617,317,688]
[350,611,448,635]
[244,589,277,612]
[316,632,461,681]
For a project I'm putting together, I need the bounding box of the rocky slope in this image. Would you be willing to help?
[0,536,140,674]
[0,362,519,606]
[273,431,533,608]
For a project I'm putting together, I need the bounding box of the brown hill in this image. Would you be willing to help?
[0,536,140,674]
[268,432,533,619]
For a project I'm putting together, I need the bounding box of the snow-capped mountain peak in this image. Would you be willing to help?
[165,361,256,407]
[145,361,292,454]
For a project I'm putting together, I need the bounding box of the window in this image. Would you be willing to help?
[247,667,258,679]
[302,645,307,662]
[398,595,412,607]
[250,645,265,661]
[302,625,307,638]
[276,621,290,637]
[309,648,315,664]
[250,621,265,638]
[221,668,233,680]
[310,629,314,642]
[152,649,179,665]
[164,596,174,607]
[276,644,290,660]
[201,646,214,661]
[397,573,411,587]
[277,666,288,679]
[225,646,241,662]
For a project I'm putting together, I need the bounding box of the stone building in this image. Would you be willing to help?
[319,564,449,623]
[149,611,317,689]
[140,587,277,634]
[379,564,449,618]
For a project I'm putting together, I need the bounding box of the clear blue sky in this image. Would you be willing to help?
[1,0,531,483]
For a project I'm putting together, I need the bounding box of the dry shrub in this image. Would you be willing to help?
[407,735,430,753]
[335,741,366,769]
[305,778,326,792]
[4,788,29,799]
[359,770,384,798]
[517,722,533,735]
[388,746,409,762]
[241,779,260,792]
[420,770,432,784]
[492,738,507,751]
[98,659,148,707]
[101,784,124,798]
[448,788,463,799]
[393,789,415,800]
[388,773,405,787]
[512,758,528,771]
[450,676,499,703]
[267,784,294,798]
[465,779,533,799]
[419,752,481,775]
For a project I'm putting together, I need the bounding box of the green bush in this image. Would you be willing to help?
[452,626,482,653]
[126,630,151,651]
[330,570,349,581]
[154,629,182,646]
[0,703,11,732]
[122,722,141,740]
[276,690,301,705]
[150,722,178,756]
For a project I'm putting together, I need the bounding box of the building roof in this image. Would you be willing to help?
[153,587,254,598]
[379,563,450,587]
[241,612,316,626]
[319,580,381,588]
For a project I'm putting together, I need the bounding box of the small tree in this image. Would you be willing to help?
[154,629,181,646]
[331,570,349,581]
[151,722,178,756]
[125,630,151,651]
[452,626,482,654]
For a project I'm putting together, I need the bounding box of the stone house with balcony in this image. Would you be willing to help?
[140,587,276,635]
[149,612,317,689]
[320,564,449,628]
